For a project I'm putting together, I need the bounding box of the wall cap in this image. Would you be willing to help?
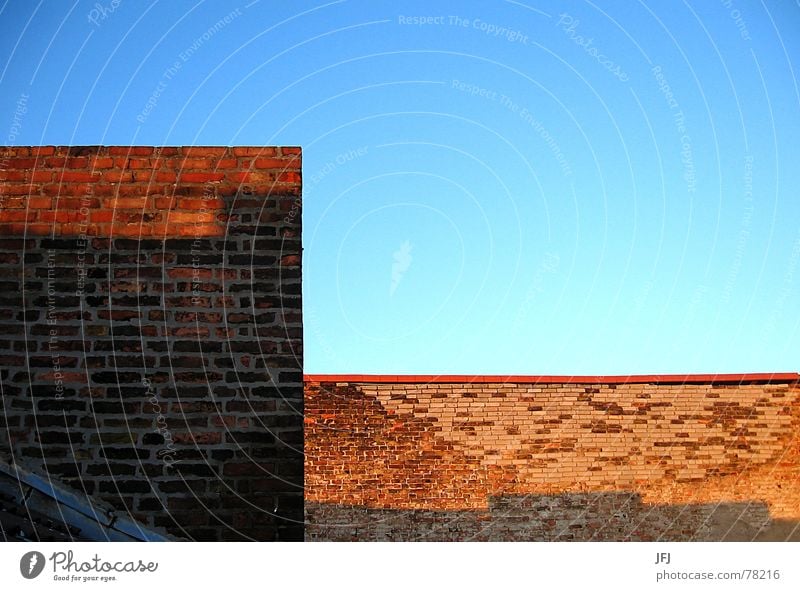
[304,372,799,384]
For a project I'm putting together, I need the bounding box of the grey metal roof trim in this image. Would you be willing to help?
[0,461,178,542]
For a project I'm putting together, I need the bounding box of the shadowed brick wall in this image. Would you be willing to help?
[305,374,800,541]
[0,146,303,541]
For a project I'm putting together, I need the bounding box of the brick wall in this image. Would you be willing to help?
[305,374,800,541]
[0,146,303,541]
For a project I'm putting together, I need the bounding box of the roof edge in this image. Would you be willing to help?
[304,372,800,384]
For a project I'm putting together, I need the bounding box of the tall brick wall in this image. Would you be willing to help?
[0,146,303,541]
[305,374,800,541]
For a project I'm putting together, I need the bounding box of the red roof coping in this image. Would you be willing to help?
[304,372,799,385]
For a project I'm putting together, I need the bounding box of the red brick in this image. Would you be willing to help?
[179,172,224,183]
[48,183,95,196]
[224,462,263,476]
[0,210,36,223]
[154,197,177,209]
[171,158,213,170]
[1,184,37,195]
[23,223,53,235]
[254,158,299,170]
[181,147,228,157]
[172,432,221,445]
[119,212,162,224]
[232,147,278,157]
[92,184,117,196]
[105,197,148,209]
[175,224,224,237]
[0,170,27,181]
[176,198,225,210]
[39,211,84,223]
[103,171,134,183]
[89,211,115,223]
[167,212,217,223]
[97,309,140,321]
[126,158,153,169]
[59,171,100,182]
[31,171,54,182]
[38,371,87,383]
[59,197,100,209]
[74,223,102,236]
[215,158,238,169]
[89,157,114,169]
[41,184,62,196]
[228,171,274,184]
[108,146,154,156]
[169,326,210,337]
[155,171,177,183]
[6,158,37,167]
[114,184,150,197]
[27,197,53,209]
[149,223,171,237]
[167,267,213,279]
[112,224,150,237]
[277,171,301,183]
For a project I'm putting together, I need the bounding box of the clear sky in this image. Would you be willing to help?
[1,0,798,375]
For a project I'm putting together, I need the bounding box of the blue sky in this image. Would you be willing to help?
[1,0,798,374]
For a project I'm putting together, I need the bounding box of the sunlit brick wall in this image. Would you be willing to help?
[0,146,303,541]
[305,375,800,541]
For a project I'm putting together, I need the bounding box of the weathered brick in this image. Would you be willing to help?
[0,145,302,542]
[305,377,800,541]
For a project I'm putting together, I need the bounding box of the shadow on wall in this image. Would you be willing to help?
[0,146,304,541]
[306,493,800,542]
[304,379,800,541]
[0,233,303,541]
